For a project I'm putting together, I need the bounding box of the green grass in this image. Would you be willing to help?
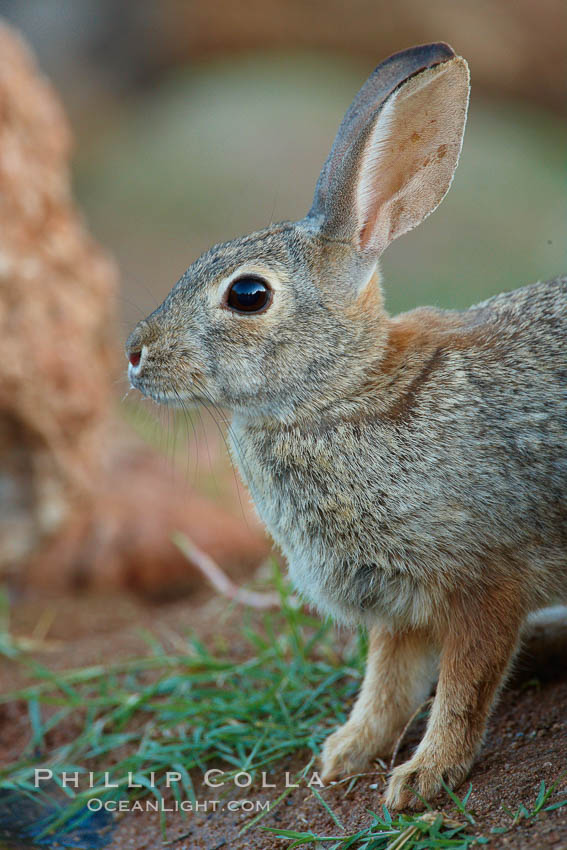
[491,775,567,836]
[0,566,565,846]
[264,781,480,849]
[264,804,485,849]
[0,565,365,834]
[265,777,567,848]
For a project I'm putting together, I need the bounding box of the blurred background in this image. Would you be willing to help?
[3,0,565,322]
[0,0,565,603]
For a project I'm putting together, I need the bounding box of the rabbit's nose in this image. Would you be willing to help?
[128,349,141,367]
[125,323,148,369]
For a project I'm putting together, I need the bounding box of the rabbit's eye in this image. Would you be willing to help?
[226,277,272,314]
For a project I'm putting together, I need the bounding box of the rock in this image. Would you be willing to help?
[0,22,117,576]
[0,23,269,596]
[26,442,270,599]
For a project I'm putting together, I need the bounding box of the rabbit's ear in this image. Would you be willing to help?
[308,43,469,258]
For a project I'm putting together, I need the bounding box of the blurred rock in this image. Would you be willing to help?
[0,22,116,574]
[0,22,269,596]
[25,444,269,599]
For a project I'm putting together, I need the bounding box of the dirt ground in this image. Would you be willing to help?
[1,587,566,850]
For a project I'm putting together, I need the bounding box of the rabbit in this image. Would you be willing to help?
[126,42,567,810]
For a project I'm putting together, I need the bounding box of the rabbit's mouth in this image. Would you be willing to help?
[128,364,209,410]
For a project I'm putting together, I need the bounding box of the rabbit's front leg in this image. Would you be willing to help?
[385,588,523,810]
[321,624,436,781]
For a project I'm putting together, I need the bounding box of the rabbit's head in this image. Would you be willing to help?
[126,43,469,421]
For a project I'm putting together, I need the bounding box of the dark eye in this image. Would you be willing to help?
[226,277,272,314]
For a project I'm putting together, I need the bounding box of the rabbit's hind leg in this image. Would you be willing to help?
[320,624,437,781]
[385,585,523,810]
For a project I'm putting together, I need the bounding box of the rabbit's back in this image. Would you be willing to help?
[470,276,566,349]
[232,277,567,626]
[452,277,566,443]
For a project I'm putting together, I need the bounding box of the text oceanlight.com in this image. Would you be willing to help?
[88,798,272,813]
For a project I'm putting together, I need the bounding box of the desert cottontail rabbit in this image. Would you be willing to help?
[126,43,567,809]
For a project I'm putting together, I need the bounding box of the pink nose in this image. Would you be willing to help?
[129,349,141,367]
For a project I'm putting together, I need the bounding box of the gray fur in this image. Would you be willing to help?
[126,43,566,630]
[232,278,567,626]
[126,44,567,804]
[127,219,567,628]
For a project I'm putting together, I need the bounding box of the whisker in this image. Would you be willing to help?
[172,385,199,491]
[191,390,220,499]
[191,378,250,469]
[128,363,258,533]
[189,376,255,529]
[165,383,177,481]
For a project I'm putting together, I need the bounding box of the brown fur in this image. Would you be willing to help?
[386,583,525,808]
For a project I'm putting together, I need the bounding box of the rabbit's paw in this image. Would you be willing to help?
[385,753,472,811]
[320,721,388,781]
